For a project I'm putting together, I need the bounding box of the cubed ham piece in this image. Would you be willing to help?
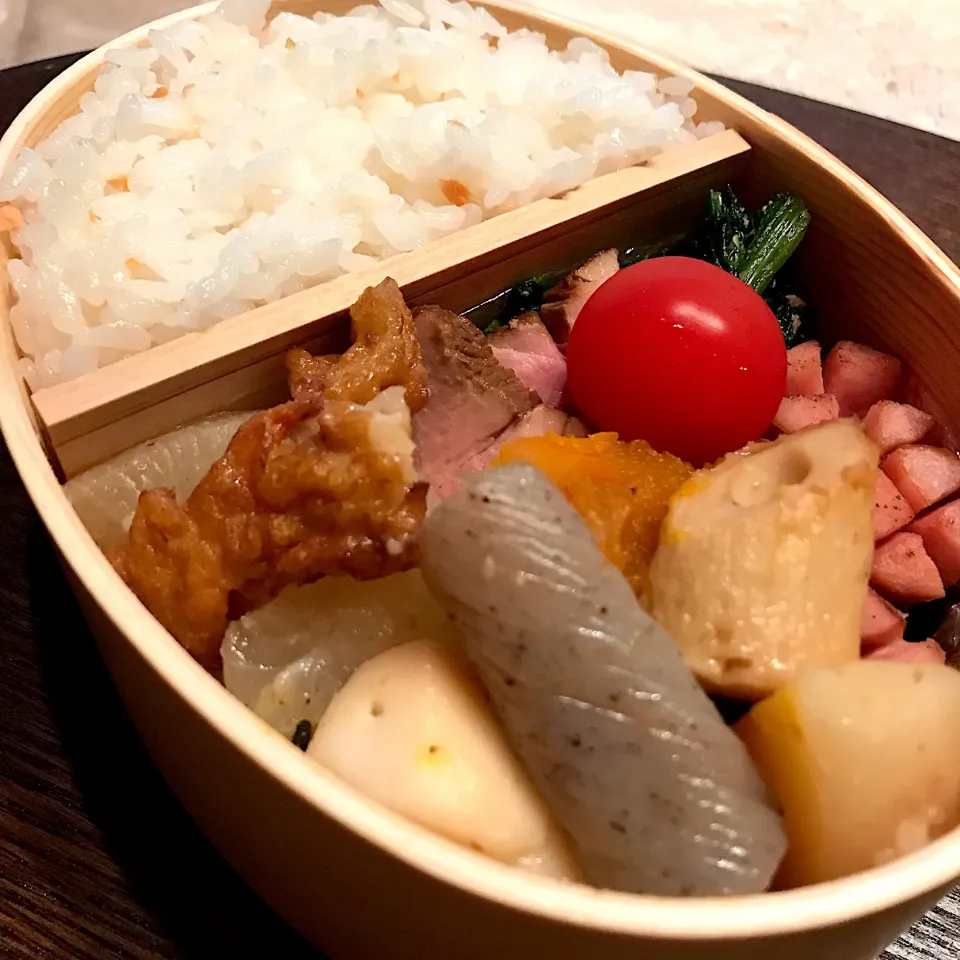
[874,471,915,540]
[866,638,946,664]
[784,340,824,396]
[860,587,907,650]
[822,341,902,417]
[900,371,959,450]
[907,499,960,587]
[871,531,945,605]
[882,444,960,512]
[773,394,839,434]
[540,249,619,344]
[412,305,538,495]
[862,400,934,453]
[488,313,566,407]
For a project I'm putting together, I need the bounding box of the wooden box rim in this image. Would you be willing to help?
[1,0,960,943]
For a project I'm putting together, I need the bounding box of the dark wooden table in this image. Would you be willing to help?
[1,53,958,960]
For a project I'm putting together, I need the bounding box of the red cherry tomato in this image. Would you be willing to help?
[566,256,787,464]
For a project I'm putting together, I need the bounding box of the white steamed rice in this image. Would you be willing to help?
[0,0,724,390]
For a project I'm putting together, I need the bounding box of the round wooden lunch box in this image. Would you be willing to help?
[1,3,960,959]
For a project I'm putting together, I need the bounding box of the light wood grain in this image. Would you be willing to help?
[1,7,960,960]
[26,131,750,476]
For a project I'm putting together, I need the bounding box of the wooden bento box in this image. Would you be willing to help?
[2,2,960,958]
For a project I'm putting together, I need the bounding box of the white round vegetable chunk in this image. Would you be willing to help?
[64,411,253,549]
[738,660,960,887]
[308,639,579,879]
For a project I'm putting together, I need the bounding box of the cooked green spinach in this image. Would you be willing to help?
[470,185,813,347]
[737,193,811,296]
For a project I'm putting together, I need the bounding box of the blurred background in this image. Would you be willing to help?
[0,0,957,138]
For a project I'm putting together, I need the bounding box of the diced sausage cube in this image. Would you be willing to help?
[882,445,960,512]
[860,587,906,650]
[866,638,945,664]
[871,531,945,604]
[773,394,839,434]
[823,341,902,417]
[785,341,823,396]
[874,471,915,540]
[907,499,960,587]
[899,371,956,448]
[862,400,934,454]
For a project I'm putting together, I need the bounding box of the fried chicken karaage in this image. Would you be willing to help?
[111,279,428,672]
[287,278,427,411]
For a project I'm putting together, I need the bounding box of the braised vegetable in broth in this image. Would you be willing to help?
[57,176,960,898]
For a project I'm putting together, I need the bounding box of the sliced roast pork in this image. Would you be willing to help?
[489,313,567,407]
[427,404,582,500]
[413,307,588,499]
[413,306,538,494]
[438,406,571,496]
[482,405,568,454]
[540,248,619,344]
[467,405,578,470]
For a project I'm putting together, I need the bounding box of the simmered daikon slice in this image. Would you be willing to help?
[64,411,253,549]
[223,570,456,736]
